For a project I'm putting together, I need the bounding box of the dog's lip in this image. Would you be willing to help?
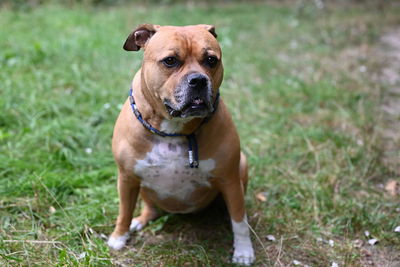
[164,98,210,117]
[164,102,181,117]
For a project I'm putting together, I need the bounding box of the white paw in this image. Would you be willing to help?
[232,245,255,266]
[107,232,130,250]
[129,219,143,232]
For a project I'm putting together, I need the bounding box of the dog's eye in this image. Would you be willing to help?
[205,56,218,68]
[162,57,179,68]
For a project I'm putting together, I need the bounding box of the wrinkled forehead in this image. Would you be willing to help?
[145,26,221,58]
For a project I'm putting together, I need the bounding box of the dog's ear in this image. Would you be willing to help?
[123,24,160,51]
[199,24,217,38]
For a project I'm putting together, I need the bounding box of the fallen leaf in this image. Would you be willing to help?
[385,179,398,196]
[255,192,267,202]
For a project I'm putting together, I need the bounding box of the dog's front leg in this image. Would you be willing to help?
[108,169,140,250]
[218,178,255,266]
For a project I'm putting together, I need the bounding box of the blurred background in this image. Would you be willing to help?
[1,0,399,266]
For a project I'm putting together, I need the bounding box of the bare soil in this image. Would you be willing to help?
[378,29,400,176]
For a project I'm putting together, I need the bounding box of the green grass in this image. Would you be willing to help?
[1,1,400,266]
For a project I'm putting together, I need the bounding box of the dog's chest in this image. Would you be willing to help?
[133,137,215,201]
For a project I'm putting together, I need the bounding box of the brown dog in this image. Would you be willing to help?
[108,24,254,265]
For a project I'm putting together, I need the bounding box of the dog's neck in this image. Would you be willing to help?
[132,80,203,135]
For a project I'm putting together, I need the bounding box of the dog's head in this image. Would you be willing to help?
[124,24,223,119]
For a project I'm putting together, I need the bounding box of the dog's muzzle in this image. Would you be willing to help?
[164,73,213,118]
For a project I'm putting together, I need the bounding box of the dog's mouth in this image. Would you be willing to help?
[164,97,211,118]
[183,98,208,111]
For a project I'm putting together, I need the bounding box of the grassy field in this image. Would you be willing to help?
[1,1,400,266]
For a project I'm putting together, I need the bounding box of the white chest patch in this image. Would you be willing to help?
[133,136,215,202]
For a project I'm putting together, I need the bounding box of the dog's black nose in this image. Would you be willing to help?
[187,73,208,89]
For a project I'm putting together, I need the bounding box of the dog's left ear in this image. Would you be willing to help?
[123,23,160,51]
[200,24,217,38]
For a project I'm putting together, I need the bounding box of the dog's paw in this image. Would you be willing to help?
[129,219,144,232]
[107,232,130,250]
[232,245,255,266]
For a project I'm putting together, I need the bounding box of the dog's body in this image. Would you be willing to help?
[108,24,254,265]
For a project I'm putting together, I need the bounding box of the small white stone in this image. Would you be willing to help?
[266,235,276,241]
[359,65,367,73]
[394,226,400,232]
[49,206,56,214]
[364,230,370,237]
[331,262,339,267]
[328,239,334,247]
[78,252,86,259]
[85,148,92,154]
[368,238,379,245]
[293,260,302,265]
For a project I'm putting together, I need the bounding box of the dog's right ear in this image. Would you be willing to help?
[123,24,160,51]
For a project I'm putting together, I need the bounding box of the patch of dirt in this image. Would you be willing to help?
[378,29,400,175]
[360,28,400,267]
[109,197,235,266]
[360,246,400,267]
